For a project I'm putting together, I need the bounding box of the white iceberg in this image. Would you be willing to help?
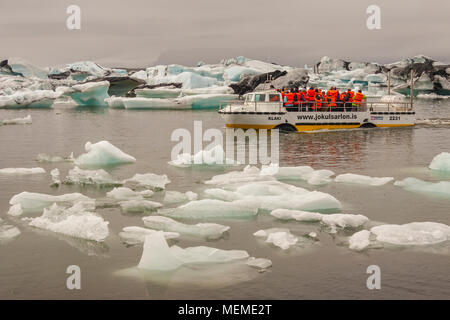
[123,172,170,190]
[0,167,45,175]
[0,89,59,108]
[122,97,190,110]
[74,141,136,168]
[253,228,298,250]
[429,152,450,172]
[163,191,198,204]
[2,115,32,124]
[7,203,24,217]
[246,257,272,270]
[50,168,61,187]
[142,216,229,240]
[335,173,394,186]
[260,163,335,185]
[0,218,21,242]
[169,145,237,167]
[138,232,249,271]
[177,93,237,109]
[29,203,109,242]
[69,81,110,107]
[7,57,48,79]
[394,177,450,197]
[63,166,121,187]
[270,209,323,222]
[119,199,163,214]
[106,187,153,200]
[119,226,179,245]
[348,230,372,251]
[36,152,74,163]
[9,191,93,212]
[205,165,275,185]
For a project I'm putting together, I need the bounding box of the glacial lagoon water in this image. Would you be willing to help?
[0,98,449,299]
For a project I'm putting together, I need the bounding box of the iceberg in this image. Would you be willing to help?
[169,145,237,167]
[36,152,74,163]
[429,152,450,172]
[253,228,298,250]
[160,199,259,219]
[142,216,230,240]
[260,163,335,185]
[205,165,275,185]
[7,203,24,217]
[138,232,249,271]
[163,191,198,204]
[123,172,170,190]
[29,202,109,242]
[246,257,272,270]
[119,226,179,245]
[69,81,110,107]
[2,115,32,124]
[7,57,48,79]
[119,199,163,214]
[0,89,59,108]
[104,96,126,109]
[348,230,372,251]
[50,168,61,187]
[122,97,190,110]
[0,167,45,175]
[63,166,121,187]
[106,187,153,200]
[9,191,93,212]
[74,140,136,168]
[176,93,237,109]
[0,218,21,243]
[335,173,394,186]
[270,209,323,222]
[394,177,450,197]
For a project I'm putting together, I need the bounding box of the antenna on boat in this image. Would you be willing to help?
[410,69,414,110]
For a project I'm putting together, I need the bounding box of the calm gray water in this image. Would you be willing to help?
[0,99,449,299]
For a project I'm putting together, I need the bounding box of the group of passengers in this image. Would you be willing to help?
[275,86,367,112]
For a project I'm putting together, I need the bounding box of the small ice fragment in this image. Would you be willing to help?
[50,168,61,187]
[63,166,121,187]
[0,218,21,242]
[429,152,450,172]
[163,190,198,204]
[123,173,170,190]
[2,115,32,125]
[7,204,23,217]
[106,187,153,200]
[266,231,298,250]
[119,199,163,213]
[9,191,94,212]
[246,257,272,269]
[348,230,371,251]
[74,141,136,168]
[119,226,179,245]
[335,173,394,186]
[0,167,45,175]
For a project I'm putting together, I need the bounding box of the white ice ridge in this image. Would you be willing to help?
[253,228,298,250]
[1,115,32,125]
[334,173,394,186]
[348,222,450,251]
[138,232,249,271]
[119,200,163,214]
[260,163,335,185]
[63,166,121,187]
[429,152,450,172]
[0,218,21,242]
[0,89,60,108]
[270,209,369,233]
[29,202,109,242]
[143,216,230,240]
[123,173,170,190]
[163,191,198,204]
[0,167,45,175]
[168,145,238,167]
[204,180,342,212]
[160,199,259,219]
[119,226,179,245]
[36,152,74,163]
[106,187,154,200]
[9,191,94,212]
[394,177,450,197]
[74,141,136,168]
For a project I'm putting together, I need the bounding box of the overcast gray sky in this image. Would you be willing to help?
[0,0,449,68]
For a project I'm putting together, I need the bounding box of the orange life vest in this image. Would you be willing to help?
[307,89,316,101]
[353,92,364,106]
[314,93,322,109]
[327,90,338,108]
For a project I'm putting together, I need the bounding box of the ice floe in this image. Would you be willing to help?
[204,165,275,185]
[0,167,45,175]
[7,203,23,217]
[63,166,121,187]
[348,230,372,251]
[36,152,74,163]
[0,89,59,108]
[68,81,110,107]
[138,232,249,271]
[163,191,198,204]
[9,191,93,212]
[394,177,450,197]
[106,187,153,200]
[28,202,109,242]
[0,218,21,243]
[74,140,136,168]
[50,168,61,187]
[253,228,298,250]
[119,199,163,214]
[260,163,335,185]
[142,216,229,240]
[169,145,237,167]
[119,226,179,245]
[246,257,272,270]
[334,173,394,186]
[1,115,32,124]
[429,152,450,172]
[123,173,170,190]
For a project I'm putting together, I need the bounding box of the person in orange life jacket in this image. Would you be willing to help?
[298,88,307,111]
[284,90,295,107]
[291,88,300,107]
[352,90,366,108]
[327,87,338,110]
[307,87,316,111]
[313,89,323,111]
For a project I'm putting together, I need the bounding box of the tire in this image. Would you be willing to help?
[274,123,297,132]
[360,122,376,128]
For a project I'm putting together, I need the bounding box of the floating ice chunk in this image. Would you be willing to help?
[119,199,162,214]
[104,96,126,109]
[254,228,298,250]
[143,216,229,240]
[50,168,61,187]
[371,222,450,246]
[74,141,136,168]
[348,230,372,251]
[7,203,23,217]
[169,145,237,167]
[0,89,58,108]
[0,218,21,242]
[69,81,110,107]
[163,191,198,204]
[429,152,450,172]
[2,115,32,125]
[161,199,259,219]
[394,177,450,197]
[67,61,108,78]
[138,232,249,271]
[205,165,275,185]
[260,164,335,185]
[36,152,74,163]
[119,226,179,245]
[122,97,190,110]
[0,167,45,175]
[29,203,109,242]
[106,187,153,200]
[270,209,323,222]
[9,191,93,212]
[7,57,48,79]
[246,257,272,270]
[177,93,237,109]
[63,166,121,187]
[335,173,394,186]
[123,173,170,190]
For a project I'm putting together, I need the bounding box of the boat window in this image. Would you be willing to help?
[255,94,266,102]
[269,94,280,102]
[247,94,255,102]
